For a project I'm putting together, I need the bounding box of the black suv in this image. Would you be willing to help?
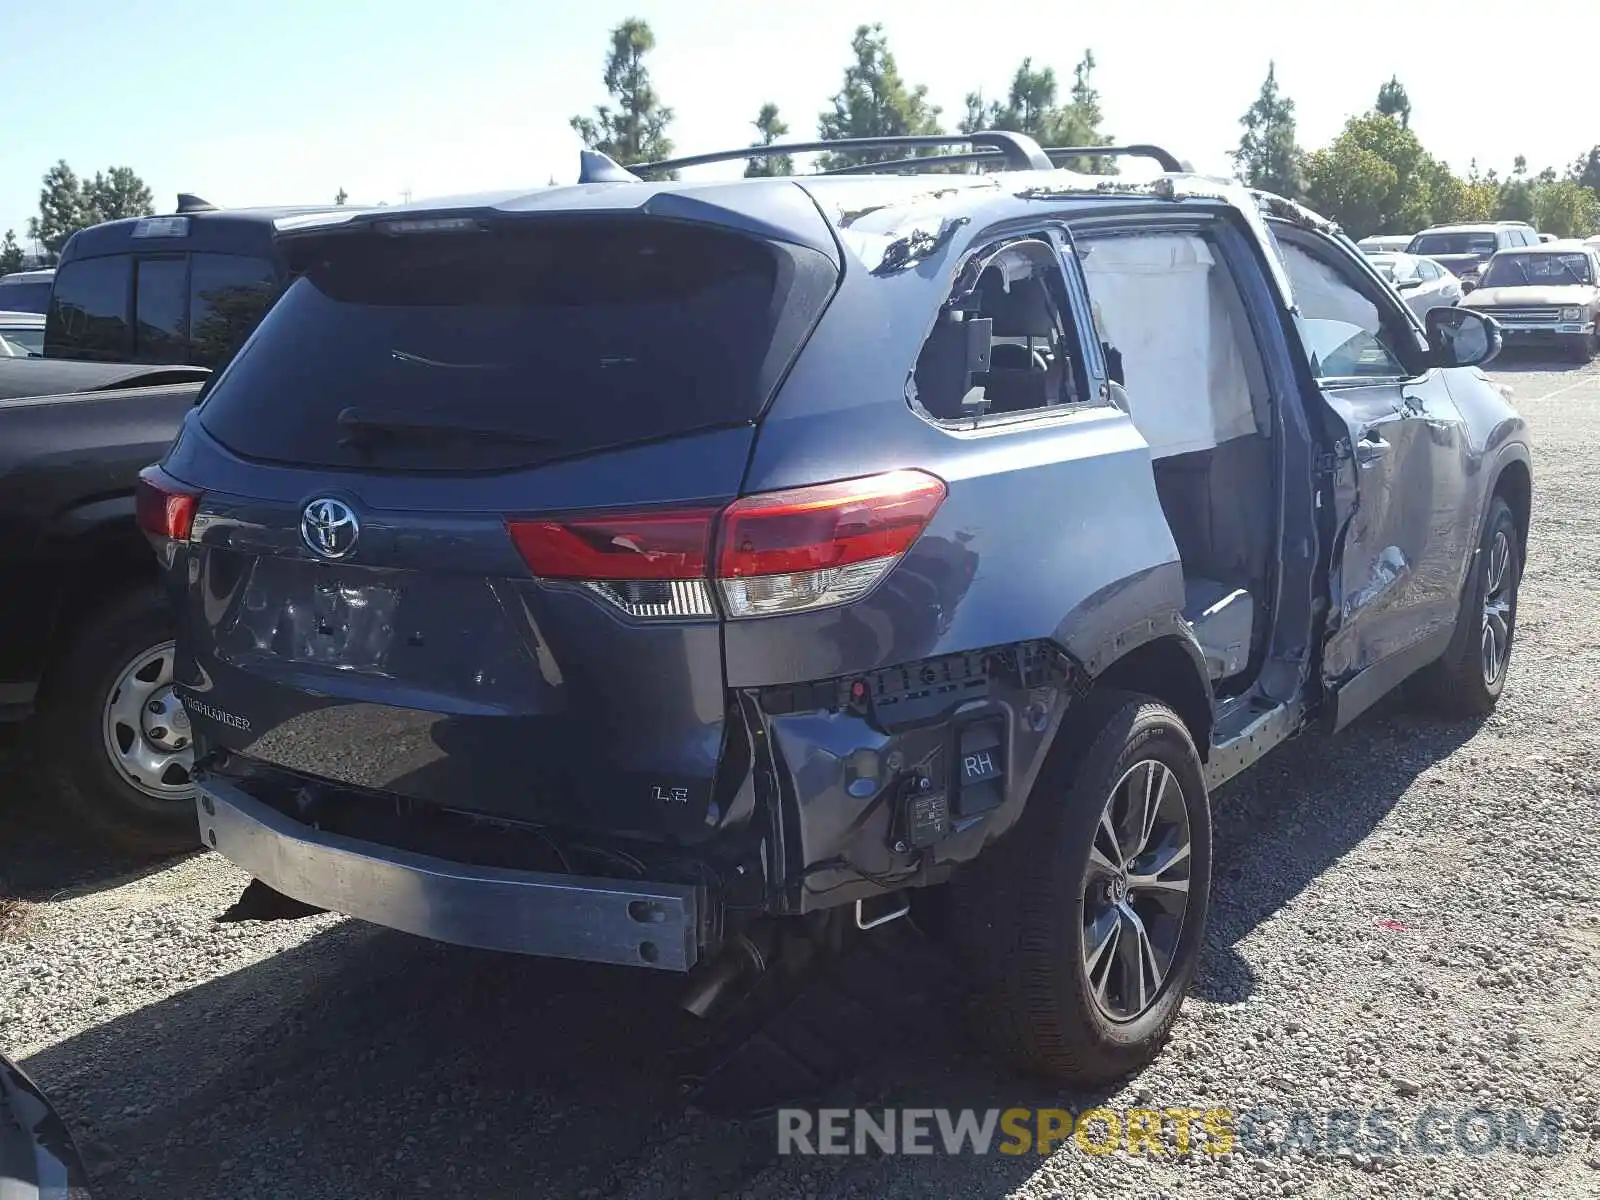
[45,196,365,368]
[0,198,363,854]
[141,135,1529,1083]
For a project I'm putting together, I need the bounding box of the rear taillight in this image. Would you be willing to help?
[507,509,719,618]
[505,469,946,620]
[135,466,200,541]
[715,471,947,617]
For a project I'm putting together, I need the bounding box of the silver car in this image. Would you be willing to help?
[0,310,44,357]
[1367,252,1463,319]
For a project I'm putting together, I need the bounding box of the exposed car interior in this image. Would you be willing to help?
[1078,231,1276,688]
[911,229,1278,690]
[912,238,1084,421]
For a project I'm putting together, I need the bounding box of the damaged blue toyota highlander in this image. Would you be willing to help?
[137,133,1530,1084]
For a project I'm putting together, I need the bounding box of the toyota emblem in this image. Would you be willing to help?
[301,498,360,559]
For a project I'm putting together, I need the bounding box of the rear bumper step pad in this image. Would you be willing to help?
[195,778,703,971]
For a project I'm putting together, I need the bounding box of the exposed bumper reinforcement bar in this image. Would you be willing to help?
[195,778,703,971]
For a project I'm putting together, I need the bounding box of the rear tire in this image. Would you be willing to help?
[35,586,200,857]
[952,691,1211,1084]
[1410,495,1521,718]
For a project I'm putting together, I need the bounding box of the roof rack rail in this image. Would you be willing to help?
[819,149,1013,176]
[633,131,1054,177]
[821,141,1189,178]
[1043,144,1185,172]
[175,193,218,214]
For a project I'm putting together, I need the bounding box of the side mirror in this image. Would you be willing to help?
[1425,306,1501,370]
[1395,277,1422,291]
[1460,278,1477,294]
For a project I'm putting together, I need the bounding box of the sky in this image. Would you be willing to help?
[4,0,1593,247]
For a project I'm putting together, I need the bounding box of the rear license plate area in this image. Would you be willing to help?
[226,558,402,671]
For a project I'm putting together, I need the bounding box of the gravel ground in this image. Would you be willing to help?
[3,356,1599,1200]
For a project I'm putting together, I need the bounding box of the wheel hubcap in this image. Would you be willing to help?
[102,641,196,803]
[1082,759,1192,1023]
[1480,530,1514,688]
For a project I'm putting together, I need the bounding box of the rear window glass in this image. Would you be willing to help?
[198,220,829,471]
[1407,231,1498,256]
[134,257,188,363]
[0,280,52,313]
[189,253,276,368]
[45,257,132,361]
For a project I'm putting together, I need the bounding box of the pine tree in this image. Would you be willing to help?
[0,230,23,275]
[569,19,675,169]
[1375,76,1411,129]
[745,104,793,177]
[1233,63,1302,198]
[816,24,942,170]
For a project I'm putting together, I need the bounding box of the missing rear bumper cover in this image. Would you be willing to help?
[196,777,705,971]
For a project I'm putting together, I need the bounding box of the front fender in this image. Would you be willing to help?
[1469,432,1532,562]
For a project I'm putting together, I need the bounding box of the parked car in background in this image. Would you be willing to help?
[1406,222,1541,290]
[0,310,44,357]
[0,267,54,314]
[1365,251,1463,318]
[46,194,367,368]
[147,134,1530,1085]
[1357,234,1411,254]
[1461,240,1600,361]
[2,359,210,852]
[0,196,369,856]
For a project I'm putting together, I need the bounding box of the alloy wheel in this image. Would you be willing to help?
[1481,529,1515,688]
[1081,758,1193,1022]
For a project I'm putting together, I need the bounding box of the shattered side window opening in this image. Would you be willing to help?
[910,236,1091,426]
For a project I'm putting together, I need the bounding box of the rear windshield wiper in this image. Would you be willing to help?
[336,406,560,449]
[389,350,509,371]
